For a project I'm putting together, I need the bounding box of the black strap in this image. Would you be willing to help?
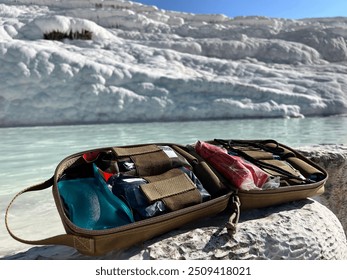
[215,139,284,155]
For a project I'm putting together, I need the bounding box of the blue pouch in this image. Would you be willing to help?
[58,163,134,230]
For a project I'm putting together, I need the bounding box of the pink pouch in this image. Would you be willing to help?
[195,141,269,191]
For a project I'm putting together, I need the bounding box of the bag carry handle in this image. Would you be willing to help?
[5,177,95,255]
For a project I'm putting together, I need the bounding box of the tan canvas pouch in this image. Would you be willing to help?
[112,144,161,157]
[131,151,172,176]
[142,169,202,211]
[286,157,325,178]
[261,159,303,178]
[113,144,172,176]
[241,150,274,160]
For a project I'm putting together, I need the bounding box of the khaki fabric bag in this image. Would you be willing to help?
[203,139,327,209]
[5,140,327,256]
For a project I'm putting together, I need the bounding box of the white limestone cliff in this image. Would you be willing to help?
[1,0,347,126]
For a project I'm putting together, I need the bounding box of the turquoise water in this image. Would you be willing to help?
[1,116,346,257]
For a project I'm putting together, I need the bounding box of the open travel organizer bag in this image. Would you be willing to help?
[5,139,328,256]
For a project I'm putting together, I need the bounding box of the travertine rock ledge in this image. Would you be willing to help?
[298,144,347,235]
[125,200,347,260]
[4,199,347,260]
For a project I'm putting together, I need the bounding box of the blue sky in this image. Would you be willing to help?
[133,0,347,19]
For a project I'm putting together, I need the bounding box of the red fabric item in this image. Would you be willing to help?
[83,152,114,181]
[82,151,100,163]
[195,141,269,190]
[100,170,114,182]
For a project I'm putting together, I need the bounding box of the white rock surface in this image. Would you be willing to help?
[298,145,347,236]
[3,199,346,260]
[1,0,347,126]
[131,200,347,260]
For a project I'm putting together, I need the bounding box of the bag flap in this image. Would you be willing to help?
[141,173,197,202]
